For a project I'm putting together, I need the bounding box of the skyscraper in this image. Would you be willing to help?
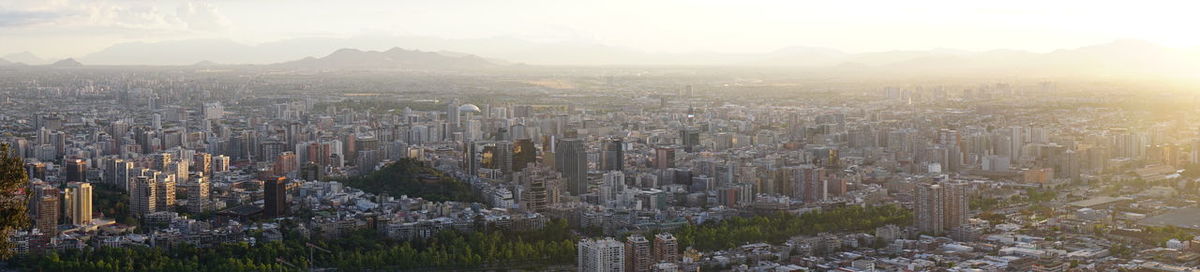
[155,174,176,210]
[64,182,92,226]
[446,100,460,128]
[213,155,230,173]
[264,177,288,218]
[578,237,625,272]
[151,152,172,171]
[494,141,514,174]
[679,129,700,153]
[36,194,59,235]
[104,158,132,190]
[132,176,157,217]
[653,233,679,264]
[64,158,87,183]
[185,176,211,213]
[625,235,651,272]
[192,152,212,177]
[914,182,968,235]
[556,138,588,196]
[512,138,536,172]
[653,147,674,169]
[600,138,623,171]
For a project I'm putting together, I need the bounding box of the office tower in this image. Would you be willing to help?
[264,177,288,218]
[679,129,700,152]
[654,147,675,169]
[155,174,176,210]
[600,138,623,171]
[914,182,968,235]
[494,141,513,174]
[578,237,625,272]
[625,236,651,272]
[63,158,86,183]
[654,233,679,264]
[50,131,65,158]
[515,164,561,212]
[132,176,157,217]
[26,162,47,181]
[512,138,536,172]
[63,182,92,226]
[556,138,588,196]
[446,99,460,128]
[36,195,59,235]
[463,141,480,176]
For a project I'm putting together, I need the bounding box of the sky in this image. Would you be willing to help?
[2,0,1200,59]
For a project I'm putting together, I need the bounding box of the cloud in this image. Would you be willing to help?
[176,1,230,31]
[0,10,65,27]
[0,0,230,32]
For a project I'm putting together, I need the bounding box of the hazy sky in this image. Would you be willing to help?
[3,0,1200,59]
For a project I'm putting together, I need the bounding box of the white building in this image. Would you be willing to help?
[578,237,625,272]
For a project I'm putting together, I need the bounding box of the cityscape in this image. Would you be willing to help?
[2,1,1200,272]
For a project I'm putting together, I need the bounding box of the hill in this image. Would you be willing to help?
[273,47,500,71]
[333,158,482,202]
[50,58,82,66]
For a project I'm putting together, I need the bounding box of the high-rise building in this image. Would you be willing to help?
[600,138,623,171]
[599,171,625,205]
[679,129,700,153]
[131,176,157,217]
[578,237,625,272]
[36,194,59,235]
[63,182,92,226]
[213,155,230,173]
[625,235,652,272]
[653,233,679,264]
[185,176,211,213]
[63,158,87,183]
[512,138,537,172]
[514,165,561,212]
[192,152,212,176]
[494,141,513,174]
[914,182,968,235]
[151,153,172,171]
[155,174,176,210]
[104,158,132,190]
[264,177,288,218]
[446,100,460,128]
[556,138,588,196]
[799,166,827,203]
[653,147,674,169]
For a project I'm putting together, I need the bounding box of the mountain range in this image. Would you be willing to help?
[273,47,502,71]
[1,36,1199,78]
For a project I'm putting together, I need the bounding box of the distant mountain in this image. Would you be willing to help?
[273,47,502,71]
[3,51,48,65]
[0,58,16,66]
[14,36,1200,78]
[192,60,220,66]
[51,58,82,66]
